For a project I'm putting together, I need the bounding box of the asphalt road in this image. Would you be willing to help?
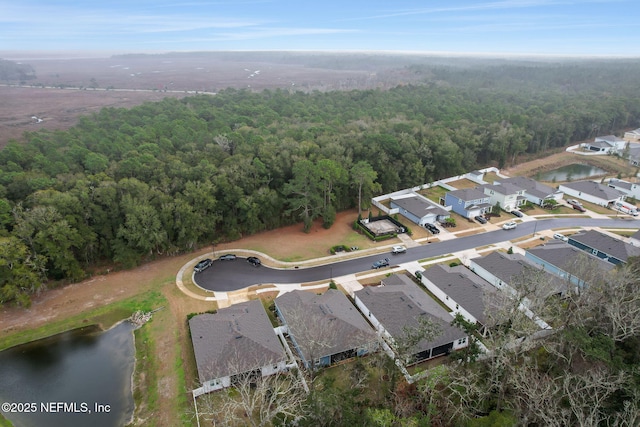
[193,217,639,292]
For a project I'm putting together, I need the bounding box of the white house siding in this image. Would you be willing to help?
[624,129,640,142]
[468,260,504,290]
[608,179,640,199]
[558,184,623,207]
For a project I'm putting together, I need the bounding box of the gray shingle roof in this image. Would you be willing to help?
[472,251,566,294]
[569,229,640,262]
[423,264,496,325]
[608,178,634,191]
[189,300,286,383]
[595,135,625,144]
[275,289,376,361]
[560,180,624,202]
[498,176,559,200]
[391,195,450,219]
[447,188,487,202]
[355,274,466,354]
[481,182,523,196]
[527,241,615,273]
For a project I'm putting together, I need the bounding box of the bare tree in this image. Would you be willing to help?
[193,363,307,427]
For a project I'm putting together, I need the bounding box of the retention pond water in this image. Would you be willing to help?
[537,163,608,182]
[0,321,136,427]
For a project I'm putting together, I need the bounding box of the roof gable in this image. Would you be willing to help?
[423,264,495,324]
[189,300,285,382]
[560,180,624,201]
[447,188,488,202]
[569,230,640,262]
[391,195,449,218]
[355,274,466,352]
[498,176,558,199]
[276,289,376,360]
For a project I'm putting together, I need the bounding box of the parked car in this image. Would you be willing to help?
[474,215,487,224]
[247,256,261,266]
[510,210,524,218]
[502,221,517,230]
[218,254,237,261]
[391,245,407,254]
[553,233,568,242]
[572,204,587,212]
[194,258,212,273]
[425,223,440,234]
[567,199,582,207]
[371,258,390,269]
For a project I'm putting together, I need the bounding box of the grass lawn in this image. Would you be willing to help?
[571,199,614,215]
[521,204,578,216]
[483,172,501,183]
[445,178,480,189]
[416,185,448,204]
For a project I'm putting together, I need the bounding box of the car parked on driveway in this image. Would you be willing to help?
[553,233,568,242]
[502,221,517,230]
[247,256,261,266]
[572,204,587,212]
[391,245,407,254]
[425,223,440,234]
[372,258,390,269]
[194,258,213,273]
[218,254,237,261]
[510,210,523,218]
[474,215,487,224]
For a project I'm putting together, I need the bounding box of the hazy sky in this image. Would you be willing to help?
[1,0,638,56]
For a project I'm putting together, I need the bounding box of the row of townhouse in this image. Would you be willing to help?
[384,174,565,229]
[190,263,507,395]
[444,176,563,219]
[190,227,636,395]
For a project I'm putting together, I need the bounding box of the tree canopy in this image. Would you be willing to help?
[1,58,640,304]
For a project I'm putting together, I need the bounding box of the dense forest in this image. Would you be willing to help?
[1,58,640,305]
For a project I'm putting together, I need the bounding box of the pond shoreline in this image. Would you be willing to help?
[0,319,137,427]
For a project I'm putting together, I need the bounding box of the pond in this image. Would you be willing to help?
[537,163,608,182]
[0,321,136,427]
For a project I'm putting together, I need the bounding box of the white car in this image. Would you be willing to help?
[502,221,517,230]
[391,245,407,254]
[553,233,568,242]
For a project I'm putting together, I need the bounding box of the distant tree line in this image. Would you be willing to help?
[0,59,36,83]
[1,59,640,305]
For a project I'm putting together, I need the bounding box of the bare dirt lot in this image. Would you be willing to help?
[0,51,412,147]
[0,86,188,146]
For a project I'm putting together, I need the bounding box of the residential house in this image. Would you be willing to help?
[390,194,451,227]
[625,143,640,166]
[189,300,288,394]
[275,289,377,369]
[559,180,625,207]
[629,229,640,247]
[444,188,492,219]
[567,229,640,265]
[419,264,497,335]
[480,182,526,212]
[580,135,626,153]
[469,251,566,296]
[497,176,564,206]
[623,128,640,143]
[354,274,468,364]
[607,178,640,200]
[525,240,615,287]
